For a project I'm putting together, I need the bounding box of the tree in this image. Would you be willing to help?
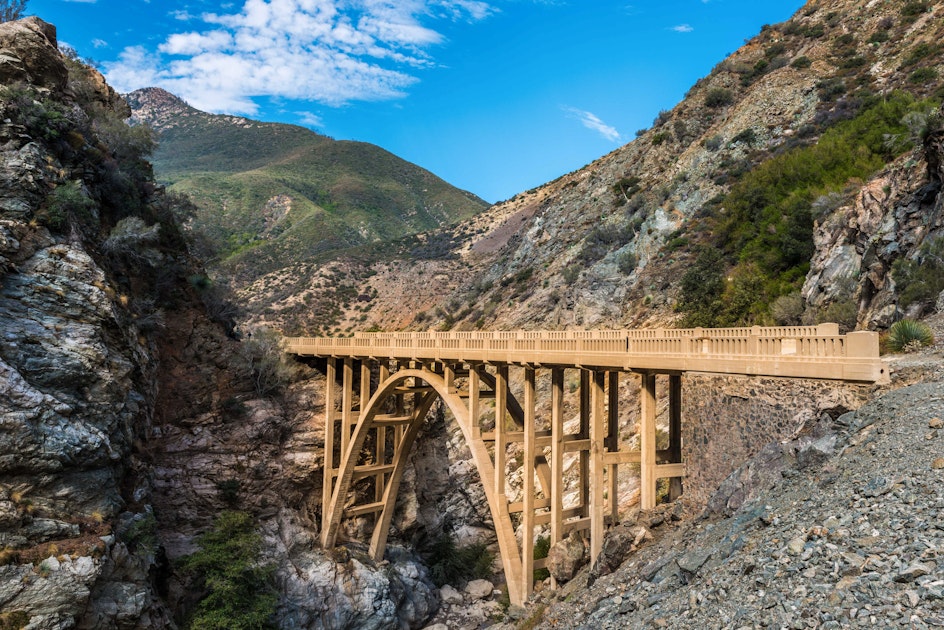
[0,1,28,22]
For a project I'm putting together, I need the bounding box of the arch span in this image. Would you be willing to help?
[318,359,684,607]
[321,367,528,605]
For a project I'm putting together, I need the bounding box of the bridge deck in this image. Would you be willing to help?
[283,324,887,383]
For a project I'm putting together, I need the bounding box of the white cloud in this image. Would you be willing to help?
[171,10,196,20]
[91,38,108,48]
[672,23,694,33]
[297,111,324,127]
[563,106,621,143]
[104,0,495,113]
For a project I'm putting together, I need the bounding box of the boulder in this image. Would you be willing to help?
[464,578,493,600]
[588,524,651,586]
[547,532,589,583]
[0,18,68,91]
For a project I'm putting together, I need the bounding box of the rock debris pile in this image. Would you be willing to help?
[494,381,944,629]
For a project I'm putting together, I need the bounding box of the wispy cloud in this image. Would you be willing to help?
[563,106,621,143]
[671,23,694,33]
[91,38,108,48]
[296,111,324,128]
[104,0,497,114]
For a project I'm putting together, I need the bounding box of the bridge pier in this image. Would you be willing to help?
[318,358,686,606]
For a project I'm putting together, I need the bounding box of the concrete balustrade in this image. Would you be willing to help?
[285,325,886,383]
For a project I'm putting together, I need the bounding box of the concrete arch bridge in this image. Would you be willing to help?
[283,325,886,606]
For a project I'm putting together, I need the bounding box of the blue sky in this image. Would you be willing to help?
[31,0,805,203]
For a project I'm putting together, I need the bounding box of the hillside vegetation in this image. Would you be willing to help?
[126,88,488,285]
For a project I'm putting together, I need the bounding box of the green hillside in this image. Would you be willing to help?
[126,88,488,281]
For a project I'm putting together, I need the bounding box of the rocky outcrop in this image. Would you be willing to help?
[0,17,442,629]
[803,146,944,327]
[0,17,67,91]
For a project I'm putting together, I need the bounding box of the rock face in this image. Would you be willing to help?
[0,17,67,91]
[0,17,441,630]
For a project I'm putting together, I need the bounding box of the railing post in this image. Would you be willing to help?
[845,331,879,357]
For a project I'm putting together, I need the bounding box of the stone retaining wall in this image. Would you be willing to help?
[679,374,874,506]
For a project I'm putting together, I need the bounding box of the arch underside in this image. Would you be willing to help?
[318,360,685,607]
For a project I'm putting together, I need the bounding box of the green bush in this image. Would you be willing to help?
[791,56,812,69]
[731,128,757,146]
[909,67,938,84]
[886,319,935,352]
[901,2,929,17]
[39,181,95,230]
[533,536,551,582]
[182,511,277,630]
[705,88,734,108]
[420,533,493,587]
[892,237,944,311]
[617,250,637,274]
[771,291,805,325]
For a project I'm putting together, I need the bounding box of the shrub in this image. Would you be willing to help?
[771,291,805,325]
[122,511,158,555]
[0,610,30,630]
[651,131,670,145]
[617,250,637,274]
[818,297,858,333]
[791,56,812,69]
[703,135,723,151]
[181,511,277,630]
[241,328,299,397]
[705,88,734,108]
[419,533,493,587]
[102,216,161,266]
[892,237,944,311]
[731,128,757,146]
[38,181,96,230]
[886,319,934,352]
[900,2,929,18]
[533,536,551,582]
[0,1,28,22]
[216,479,241,506]
[561,265,580,284]
[909,67,938,84]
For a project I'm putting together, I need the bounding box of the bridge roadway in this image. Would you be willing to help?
[283,324,886,606]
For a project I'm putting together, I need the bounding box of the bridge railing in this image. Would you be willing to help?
[291,324,870,359]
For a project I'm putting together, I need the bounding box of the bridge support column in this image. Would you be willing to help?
[668,374,683,501]
[322,358,337,537]
[549,367,564,590]
[640,372,657,510]
[589,370,606,560]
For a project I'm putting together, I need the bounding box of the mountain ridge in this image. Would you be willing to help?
[126,86,489,292]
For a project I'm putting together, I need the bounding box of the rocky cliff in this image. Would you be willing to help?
[0,17,441,629]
